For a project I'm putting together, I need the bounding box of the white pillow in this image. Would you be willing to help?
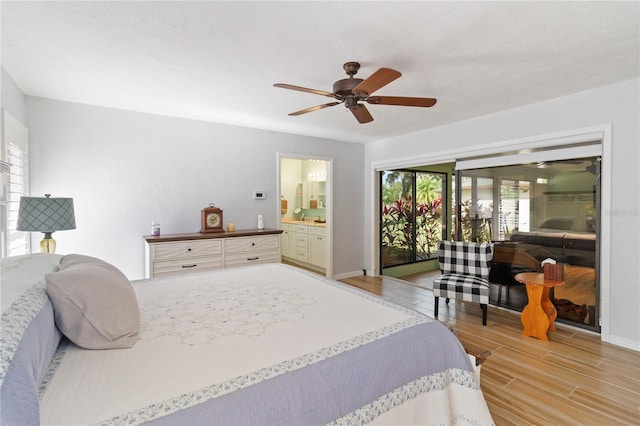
[45,254,140,349]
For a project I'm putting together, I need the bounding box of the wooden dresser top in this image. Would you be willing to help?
[144,228,283,243]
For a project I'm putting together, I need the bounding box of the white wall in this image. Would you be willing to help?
[365,79,640,350]
[26,97,364,280]
[1,68,27,126]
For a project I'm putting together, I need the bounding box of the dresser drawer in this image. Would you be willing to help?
[224,235,280,254]
[296,225,308,234]
[224,251,281,268]
[153,256,222,276]
[152,240,222,261]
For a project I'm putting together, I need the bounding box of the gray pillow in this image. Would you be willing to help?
[45,254,140,349]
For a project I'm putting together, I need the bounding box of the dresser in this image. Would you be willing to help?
[144,229,283,278]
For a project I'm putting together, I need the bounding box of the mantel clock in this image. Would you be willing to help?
[200,204,224,233]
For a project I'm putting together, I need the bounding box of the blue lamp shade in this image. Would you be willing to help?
[16,195,75,253]
[17,195,76,232]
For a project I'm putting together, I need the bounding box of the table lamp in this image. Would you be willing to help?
[16,194,76,253]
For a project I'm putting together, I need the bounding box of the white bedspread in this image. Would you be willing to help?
[1,254,62,313]
[39,263,493,425]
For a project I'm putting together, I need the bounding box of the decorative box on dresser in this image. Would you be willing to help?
[144,228,283,278]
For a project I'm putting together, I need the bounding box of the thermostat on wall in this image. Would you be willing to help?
[254,191,266,200]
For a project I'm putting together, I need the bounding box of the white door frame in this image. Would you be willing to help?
[277,153,333,278]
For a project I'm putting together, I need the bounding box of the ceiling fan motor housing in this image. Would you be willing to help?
[333,78,364,98]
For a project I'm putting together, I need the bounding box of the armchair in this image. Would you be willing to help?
[433,241,494,326]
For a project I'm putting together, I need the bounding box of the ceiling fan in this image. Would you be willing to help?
[274,62,437,124]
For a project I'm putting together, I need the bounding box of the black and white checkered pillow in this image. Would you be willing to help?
[438,241,493,280]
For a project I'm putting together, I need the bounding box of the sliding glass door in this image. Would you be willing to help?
[380,170,446,269]
[456,157,600,332]
[377,155,600,332]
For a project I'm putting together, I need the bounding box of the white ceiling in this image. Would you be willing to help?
[2,1,638,144]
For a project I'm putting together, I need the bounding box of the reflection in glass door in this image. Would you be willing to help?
[455,158,600,332]
[456,176,494,242]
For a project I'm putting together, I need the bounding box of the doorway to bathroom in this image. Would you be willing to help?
[278,155,332,277]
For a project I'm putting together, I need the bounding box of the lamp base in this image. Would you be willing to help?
[40,233,57,254]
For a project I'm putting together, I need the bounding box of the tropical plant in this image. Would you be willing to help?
[382,195,443,264]
[416,174,442,203]
[381,170,446,266]
[415,196,443,258]
[381,197,413,264]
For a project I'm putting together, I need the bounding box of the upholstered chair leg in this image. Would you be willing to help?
[445,298,450,304]
[434,297,439,317]
[480,304,488,326]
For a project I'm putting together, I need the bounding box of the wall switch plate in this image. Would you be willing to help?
[254,191,266,200]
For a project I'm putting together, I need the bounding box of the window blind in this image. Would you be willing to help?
[6,142,29,256]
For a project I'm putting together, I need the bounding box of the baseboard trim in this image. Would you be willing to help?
[607,335,640,352]
[333,270,364,280]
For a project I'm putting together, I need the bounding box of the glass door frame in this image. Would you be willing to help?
[379,168,448,274]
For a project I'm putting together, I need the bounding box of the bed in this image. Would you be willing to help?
[1,254,493,425]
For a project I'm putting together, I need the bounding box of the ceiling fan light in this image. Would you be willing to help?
[345,97,358,109]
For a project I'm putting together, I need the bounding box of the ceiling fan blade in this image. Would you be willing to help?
[352,68,401,96]
[350,104,374,123]
[274,83,338,98]
[288,102,341,116]
[366,96,437,107]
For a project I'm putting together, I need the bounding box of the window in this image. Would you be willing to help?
[2,112,30,257]
[6,142,29,256]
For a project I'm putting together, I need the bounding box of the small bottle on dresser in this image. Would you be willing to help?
[151,221,160,236]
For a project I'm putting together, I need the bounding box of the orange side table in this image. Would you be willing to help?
[515,272,565,341]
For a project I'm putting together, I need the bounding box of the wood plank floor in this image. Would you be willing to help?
[339,273,640,425]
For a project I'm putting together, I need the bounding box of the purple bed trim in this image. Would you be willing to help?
[144,322,472,425]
